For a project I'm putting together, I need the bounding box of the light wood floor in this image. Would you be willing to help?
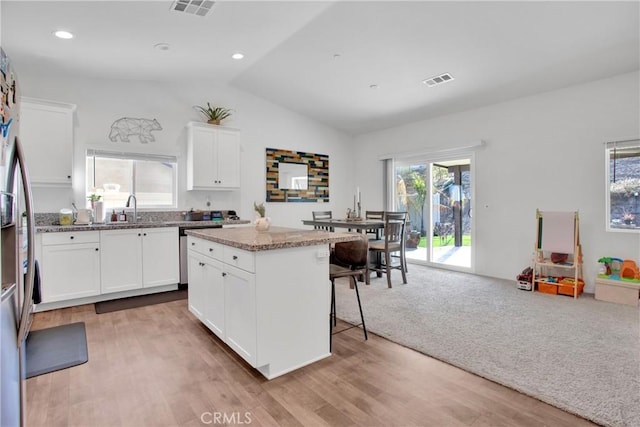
[26,298,595,427]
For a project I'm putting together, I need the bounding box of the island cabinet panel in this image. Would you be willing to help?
[187,234,332,379]
[188,250,225,338]
[203,259,225,338]
[187,251,206,320]
[254,245,330,378]
[224,264,256,366]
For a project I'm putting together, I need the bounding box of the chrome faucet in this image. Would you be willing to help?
[126,194,138,223]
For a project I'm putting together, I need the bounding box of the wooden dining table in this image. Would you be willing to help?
[301,218,385,236]
[302,218,390,280]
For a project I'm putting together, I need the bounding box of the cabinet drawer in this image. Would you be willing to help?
[223,246,255,273]
[188,237,223,260]
[42,231,100,245]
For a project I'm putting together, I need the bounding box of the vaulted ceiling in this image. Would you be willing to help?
[2,1,639,135]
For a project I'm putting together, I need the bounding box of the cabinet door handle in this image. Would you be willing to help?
[95,248,99,251]
[232,255,238,260]
[138,233,141,236]
[143,233,147,236]
[70,236,74,239]
[191,242,195,246]
[199,262,205,266]
[209,248,214,252]
[222,272,227,277]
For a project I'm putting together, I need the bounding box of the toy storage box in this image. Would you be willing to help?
[558,278,585,297]
[537,282,558,295]
[595,278,640,306]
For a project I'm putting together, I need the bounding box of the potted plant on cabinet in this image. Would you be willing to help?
[194,102,233,125]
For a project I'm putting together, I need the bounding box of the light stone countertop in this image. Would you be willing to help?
[186,226,360,251]
[36,219,250,233]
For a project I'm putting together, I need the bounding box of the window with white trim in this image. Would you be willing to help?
[606,139,640,231]
[86,149,177,211]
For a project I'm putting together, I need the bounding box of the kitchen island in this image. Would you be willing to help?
[186,226,359,379]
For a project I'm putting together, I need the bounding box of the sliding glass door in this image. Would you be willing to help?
[394,155,473,270]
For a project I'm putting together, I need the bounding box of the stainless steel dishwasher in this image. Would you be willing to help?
[179,223,222,286]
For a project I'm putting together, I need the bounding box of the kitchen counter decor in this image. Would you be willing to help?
[253,201,270,231]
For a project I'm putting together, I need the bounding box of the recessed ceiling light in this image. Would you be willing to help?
[231,52,244,60]
[369,84,379,89]
[154,43,171,51]
[53,30,74,39]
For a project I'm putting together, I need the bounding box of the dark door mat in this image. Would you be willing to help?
[95,289,187,314]
[26,322,88,378]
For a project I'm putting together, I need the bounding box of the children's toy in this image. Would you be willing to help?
[516,266,533,290]
[620,260,640,281]
[598,257,639,283]
[598,257,611,275]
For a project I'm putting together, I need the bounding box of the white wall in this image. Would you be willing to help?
[353,71,640,291]
[15,65,640,290]
[16,71,355,228]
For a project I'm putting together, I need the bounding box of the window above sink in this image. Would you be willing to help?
[86,149,178,211]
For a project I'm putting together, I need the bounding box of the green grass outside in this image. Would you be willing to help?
[418,234,471,248]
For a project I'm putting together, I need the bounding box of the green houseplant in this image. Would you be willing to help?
[194,102,233,125]
[254,202,266,218]
[253,202,270,231]
[87,193,102,209]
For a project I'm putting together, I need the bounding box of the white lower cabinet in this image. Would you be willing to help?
[187,251,206,320]
[187,237,257,366]
[100,227,179,294]
[39,232,101,303]
[141,228,180,288]
[223,264,256,365]
[100,229,143,293]
[188,250,224,338]
[187,236,329,379]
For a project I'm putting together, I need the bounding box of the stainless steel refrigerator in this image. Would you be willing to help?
[0,46,36,427]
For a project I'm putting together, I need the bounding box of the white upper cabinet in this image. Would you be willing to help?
[19,97,76,187]
[186,121,240,190]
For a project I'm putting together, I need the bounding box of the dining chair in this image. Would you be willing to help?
[312,210,334,232]
[365,210,384,240]
[329,234,369,351]
[368,211,408,288]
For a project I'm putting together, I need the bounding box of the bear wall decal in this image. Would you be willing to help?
[109,117,162,144]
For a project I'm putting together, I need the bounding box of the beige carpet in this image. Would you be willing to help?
[334,266,640,427]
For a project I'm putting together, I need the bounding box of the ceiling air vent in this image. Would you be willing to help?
[422,73,454,87]
[171,0,215,17]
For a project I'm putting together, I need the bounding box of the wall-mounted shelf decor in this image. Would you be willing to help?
[266,148,329,202]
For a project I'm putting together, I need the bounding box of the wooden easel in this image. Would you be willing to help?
[532,210,583,298]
